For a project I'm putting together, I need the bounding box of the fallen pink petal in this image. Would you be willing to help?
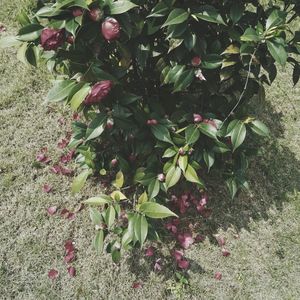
[132,282,142,289]
[222,248,230,257]
[48,269,59,280]
[178,259,190,270]
[64,251,75,264]
[42,184,52,193]
[177,232,194,249]
[57,138,69,149]
[172,249,183,262]
[67,266,76,277]
[154,258,162,272]
[145,246,154,257]
[214,272,222,280]
[60,208,70,218]
[216,236,226,247]
[50,165,61,174]
[64,240,75,254]
[47,206,57,216]
[195,234,205,243]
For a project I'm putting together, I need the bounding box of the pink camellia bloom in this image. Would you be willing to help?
[40,28,65,51]
[72,7,83,17]
[177,259,190,270]
[101,17,120,41]
[191,56,201,66]
[145,246,155,257]
[177,232,194,249]
[193,113,203,123]
[84,80,113,105]
[89,7,103,22]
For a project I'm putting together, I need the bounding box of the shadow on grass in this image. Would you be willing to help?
[124,95,300,282]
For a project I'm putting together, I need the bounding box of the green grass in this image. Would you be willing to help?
[0,1,300,299]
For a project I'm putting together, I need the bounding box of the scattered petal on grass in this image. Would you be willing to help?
[36,153,51,164]
[47,206,57,216]
[132,282,142,289]
[58,117,66,125]
[57,138,69,149]
[67,266,76,277]
[60,209,76,220]
[48,269,59,280]
[60,150,75,164]
[215,235,225,247]
[0,25,6,33]
[74,203,84,213]
[154,258,162,272]
[60,166,73,176]
[172,249,183,262]
[214,272,222,280]
[145,246,154,257]
[222,248,230,257]
[177,259,190,270]
[195,234,205,242]
[64,240,75,254]
[43,184,53,193]
[64,251,75,264]
[50,165,61,174]
[177,232,194,249]
[67,212,76,220]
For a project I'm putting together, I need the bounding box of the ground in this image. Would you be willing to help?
[0,1,300,299]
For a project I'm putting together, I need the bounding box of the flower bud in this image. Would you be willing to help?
[84,80,113,105]
[151,119,158,125]
[191,56,201,66]
[157,173,165,182]
[101,17,120,41]
[40,28,65,51]
[179,148,185,156]
[111,158,118,166]
[106,119,114,129]
[88,7,103,22]
[72,7,83,17]
[193,113,203,123]
[66,35,74,44]
[129,154,136,162]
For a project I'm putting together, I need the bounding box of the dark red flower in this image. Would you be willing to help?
[72,7,83,17]
[40,28,65,51]
[84,81,113,105]
[216,235,225,247]
[101,17,120,41]
[195,234,205,242]
[191,56,201,66]
[73,112,80,120]
[67,266,76,277]
[89,7,103,22]
[48,269,59,280]
[50,165,61,174]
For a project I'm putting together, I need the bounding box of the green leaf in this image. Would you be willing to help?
[163,148,177,158]
[165,166,181,188]
[148,179,160,199]
[70,85,91,111]
[250,120,269,136]
[184,164,204,186]
[139,202,178,219]
[240,28,261,42]
[113,171,124,189]
[194,6,226,25]
[199,123,217,139]
[173,69,194,92]
[134,214,148,246]
[185,125,200,144]
[147,2,170,18]
[266,10,286,31]
[89,208,102,225]
[85,113,107,141]
[93,230,104,254]
[109,0,138,15]
[105,206,116,229]
[231,121,246,151]
[203,149,215,172]
[84,195,112,206]
[178,155,188,172]
[71,169,91,194]
[151,124,173,144]
[226,178,238,199]
[230,4,244,24]
[266,40,287,66]
[111,248,121,263]
[46,80,77,102]
[17,24,43,42]
[162,9,189,27]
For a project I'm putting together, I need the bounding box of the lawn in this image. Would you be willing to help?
[0,0,300,299]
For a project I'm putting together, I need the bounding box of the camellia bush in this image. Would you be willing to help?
[1,0,299,263]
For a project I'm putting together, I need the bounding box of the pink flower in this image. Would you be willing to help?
[47,206,57,216]
[214,272,222,280]
[48,269,59,280]
[177,259,190,270]
[101,17,120,41]
[67,266,76,277]
[89,7,103,22]
[84,81,113,105]
[145,246,154,257]
[43,184,53,193]
[177,232,194,249]
[40,28,65,51]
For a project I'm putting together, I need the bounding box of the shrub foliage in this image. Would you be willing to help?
[1,0,299,261]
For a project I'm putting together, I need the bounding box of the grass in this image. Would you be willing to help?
[0,1,300,299]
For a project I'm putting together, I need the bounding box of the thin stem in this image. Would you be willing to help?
[220,48,258,129]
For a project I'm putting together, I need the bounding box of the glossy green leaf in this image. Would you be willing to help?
[70,85,90,111]
[139,202,178,219]
[184,164,204,186]
[71,169,91,194]
[93,230,104,254]
[151,124,173,144]
[185,125,200,144]
[231,121,246,151]
[250,120,270,136]
[105,206,116,229]
[162,9,189,27]
[165,166,181,188]
[148,179,160,199]
[134,214,148,246]
[89,208,102,225]
[46,80,77,102]
[267,40,287,66]
[199,123,218,139]
[240,28,261,42]
[109,0,138,15]
[85,113,107,141]
[203,149,215,172]
[84,195,112,206]
[178,155,188,172]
